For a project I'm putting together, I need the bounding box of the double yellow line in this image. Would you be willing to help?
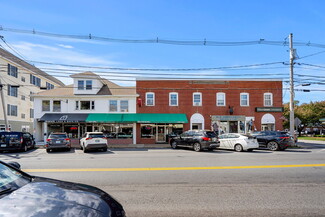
[23,164,325,173]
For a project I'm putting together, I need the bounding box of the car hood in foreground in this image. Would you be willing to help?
[0,177,124,217]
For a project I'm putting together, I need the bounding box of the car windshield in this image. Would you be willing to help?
[89,134,105,138]
[49,134,67,139]
[0,162,30,195]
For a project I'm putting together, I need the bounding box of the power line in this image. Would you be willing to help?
[0,35,29,62]
[3,26,325,49]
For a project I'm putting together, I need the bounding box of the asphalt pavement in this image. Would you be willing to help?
[1,140,325,217]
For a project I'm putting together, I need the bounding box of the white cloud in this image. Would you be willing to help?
[58,44,74,49]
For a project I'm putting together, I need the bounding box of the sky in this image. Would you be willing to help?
[0,0,325,104]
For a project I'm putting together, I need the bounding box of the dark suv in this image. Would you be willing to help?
[250,131,294,151]
[0,132,35,152]
[46,133,71,152]
[169,130,220,152]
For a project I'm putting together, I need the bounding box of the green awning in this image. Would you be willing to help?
[86,113,188,123]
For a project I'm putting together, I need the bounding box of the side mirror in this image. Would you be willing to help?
[8,162,21,170]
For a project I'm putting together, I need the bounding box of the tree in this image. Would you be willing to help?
[282,101,325,136]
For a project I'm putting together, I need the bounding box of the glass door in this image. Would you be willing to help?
[157,125,166,142]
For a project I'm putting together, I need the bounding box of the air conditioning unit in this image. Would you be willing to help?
[194,102,201,106]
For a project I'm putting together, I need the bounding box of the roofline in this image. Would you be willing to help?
[0,49,65,86]
[33,94,139,98]
[136,78,283,81]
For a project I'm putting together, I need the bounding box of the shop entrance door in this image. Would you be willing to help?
[229,121,238,133]
[157,126,165,142]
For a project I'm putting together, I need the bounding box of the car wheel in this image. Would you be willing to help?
[267,141,279,151]
[83,148,88,153]
[193,142,202,152]
[170,141,178,149]
[234,144,243,152]
[80,145,83,150]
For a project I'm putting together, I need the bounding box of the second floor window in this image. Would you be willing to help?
[75,101,95,110]
[193,92,202,106]
[120,100,129,112]
[42,100,50,111]
[240,93,249,106]
[146,92,155,106]
[8,64,18,78]
[109,100,118,112]
[169,92,178,106]
[216,92,226,106]
[53,100,61,112]
[7,85,18,97]
[264,93,273,106]
[7,104,18,116]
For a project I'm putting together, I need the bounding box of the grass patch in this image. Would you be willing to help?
[298,136,325,141]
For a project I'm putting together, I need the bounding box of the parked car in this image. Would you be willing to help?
[46,132,71,153]
[218,133,259,152]
[0,160,126,217]
[169,130,220,152]
[0,132,35,152]
[250,131,294,151]
[80,132,108,153]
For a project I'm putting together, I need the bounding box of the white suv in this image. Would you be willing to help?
[80,132,108,153]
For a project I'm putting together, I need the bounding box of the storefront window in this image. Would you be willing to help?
[141,125,156,138]
[102,124,133,139]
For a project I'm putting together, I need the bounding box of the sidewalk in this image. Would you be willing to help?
[297,139,325,145]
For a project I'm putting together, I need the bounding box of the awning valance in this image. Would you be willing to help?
[86,113,188,124]
[39,113,88,123]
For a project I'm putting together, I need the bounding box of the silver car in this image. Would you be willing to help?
[46,133,71,153]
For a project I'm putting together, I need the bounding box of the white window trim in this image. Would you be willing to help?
[240,93,249,106]
[109,100,118,112]
[216,92,226,106]
[264,93,273,106]
[193,92,202,106]
[169,92,178,106]
[146,92,155,106]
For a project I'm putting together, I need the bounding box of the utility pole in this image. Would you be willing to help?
[289,33,295,141]
[0,79,10,131]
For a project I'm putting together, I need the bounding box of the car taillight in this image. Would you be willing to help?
[20,137,23,144]
[46,139,52,142]
[202,137,211,141]
[86,138,92,140]
[280,137,290,139]
[65,138,70,141]
[103,137,107,140]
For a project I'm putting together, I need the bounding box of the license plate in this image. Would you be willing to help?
[95,140,100,142]
[1,144,6,147]
[56,141,61,143]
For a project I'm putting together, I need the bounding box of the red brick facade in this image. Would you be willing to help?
[136,79,283,144]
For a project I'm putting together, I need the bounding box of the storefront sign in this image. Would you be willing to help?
[255,107,284,112]
[211,115,245,121]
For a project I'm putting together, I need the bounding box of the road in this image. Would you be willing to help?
[1,141,325,217]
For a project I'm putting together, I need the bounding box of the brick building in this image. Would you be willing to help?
[136,79,284,144]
